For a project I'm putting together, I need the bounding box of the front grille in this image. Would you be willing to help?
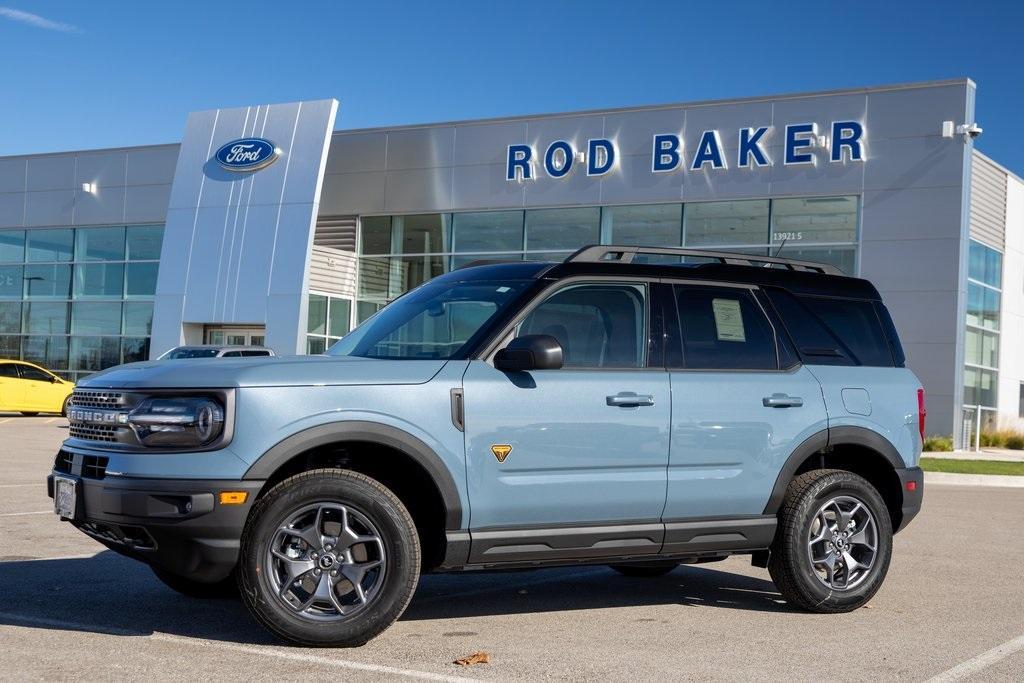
[82,455,108,479]
[68,423,119,443]
[69,390,125,409]
[52,451,109,479]
[54,450,73,474]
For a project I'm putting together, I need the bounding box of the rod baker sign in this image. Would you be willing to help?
[505,121,864,181]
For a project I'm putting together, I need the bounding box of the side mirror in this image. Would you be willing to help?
[50,375,60,383]
[494,334,564,372]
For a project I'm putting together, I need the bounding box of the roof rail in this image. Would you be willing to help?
[565,245,843,275]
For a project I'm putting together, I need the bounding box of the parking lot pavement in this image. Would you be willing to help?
[2,416,1023,681]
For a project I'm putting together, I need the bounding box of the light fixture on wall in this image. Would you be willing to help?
[81,182,96,194]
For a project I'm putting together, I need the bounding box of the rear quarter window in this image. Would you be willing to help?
[765,289,896,367]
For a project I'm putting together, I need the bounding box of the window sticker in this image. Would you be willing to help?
[712,298,746,342]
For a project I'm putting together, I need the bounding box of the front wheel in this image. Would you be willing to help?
[768,469,893,613]
[238,468,420,647]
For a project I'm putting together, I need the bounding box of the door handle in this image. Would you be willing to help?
[762,394,804,408]
[606,392,655,408]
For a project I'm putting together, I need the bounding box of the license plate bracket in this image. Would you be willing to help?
[53,475,79,520]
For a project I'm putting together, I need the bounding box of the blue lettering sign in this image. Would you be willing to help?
[738,127,771,167]
[691,131,725,170]
[831,121,864,162]
[544,140,574,178]
[507,144,533,181]
[784,123,816,165]
[652,134,681,172]
[587,138,615,176]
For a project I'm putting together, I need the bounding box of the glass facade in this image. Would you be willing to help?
[963,240,1002,409]
[353,197,860,315]
[306,292,352,354]
[0,225,163,381]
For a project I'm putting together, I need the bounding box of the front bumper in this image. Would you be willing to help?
[894,466,924,532]
[47,464,264,583]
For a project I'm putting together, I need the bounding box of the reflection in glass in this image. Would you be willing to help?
[125,226,164,260]
[121,337,150,364]
[0,302,20,333]
[24,302,69,334]
[0,231,25,263]
[75,227,125,261]
[25,264,71,298]
[23,335,69,370]
[525,208,600,251]
[0,265,23,299]
[125,262,158,296]
[27,229,74,262]
[74,263,125,298]
[396,214,449,254]
[122,302,153,336]
[70,336,121,371]
[359,216,392,255]
[770,196,858,244]
[71,302,123,335]
[328,298,351,337]
[308,294,327,335]
[604,204,681,246]
[452,211,523,253]
[684,200,769,246]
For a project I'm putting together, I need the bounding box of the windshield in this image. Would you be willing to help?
[161,348,220,359]
[328,280,531,360]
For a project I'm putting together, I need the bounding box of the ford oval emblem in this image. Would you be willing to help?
[214,137,280,172]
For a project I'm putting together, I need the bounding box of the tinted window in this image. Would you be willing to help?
[20,366,52,382]
[241,350,271,357]
[222,351,242,357]
[519,283,647,368]
[764,289,854,366]
[0,363,19,378]
[163,348,219,359]
[672,286,776,370]
[800,297,894,367]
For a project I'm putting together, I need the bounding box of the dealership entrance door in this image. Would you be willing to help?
[204,326,266,346]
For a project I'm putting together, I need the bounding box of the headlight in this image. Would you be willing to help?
[128,396,225,448]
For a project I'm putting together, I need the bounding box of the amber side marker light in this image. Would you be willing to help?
[219,491,249,505]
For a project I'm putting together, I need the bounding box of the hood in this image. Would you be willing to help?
[77,355,448,389]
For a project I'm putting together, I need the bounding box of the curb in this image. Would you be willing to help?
[924,471,1024,488]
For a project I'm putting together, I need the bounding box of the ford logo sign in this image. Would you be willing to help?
[214,137,280,172]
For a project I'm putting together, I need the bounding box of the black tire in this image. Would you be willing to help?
[20,412,39,417]
[61,396,71,417]
[152,567,239,599]
[238,468,420,647]
[609,562,678,577]
[768,469,893,613]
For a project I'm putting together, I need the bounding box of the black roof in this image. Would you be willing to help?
[442,258,881,301]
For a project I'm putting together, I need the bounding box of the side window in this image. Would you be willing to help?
[242,350,271,357]
[799,297,894,367]
[19,366,53,382]
[0,363,19,379]
[672,286,777,370]
[221,351,242,357]
[764,289,855,366]
[518,283,647,368]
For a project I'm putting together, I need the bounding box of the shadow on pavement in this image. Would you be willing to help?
[0,551,788,644]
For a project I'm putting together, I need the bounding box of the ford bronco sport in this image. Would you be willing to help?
[49,245,924,646]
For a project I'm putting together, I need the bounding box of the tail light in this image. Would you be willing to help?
[917,388,926,442]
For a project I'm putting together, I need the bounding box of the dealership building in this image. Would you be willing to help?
[0,78,1021,440]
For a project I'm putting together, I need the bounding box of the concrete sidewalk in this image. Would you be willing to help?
[923,449,1024,463]
[925,471,1024,488]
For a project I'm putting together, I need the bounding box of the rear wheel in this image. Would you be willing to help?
[609,562,678,578]
[61,396,70,417]
[238,468,420,647]
[768,469,892,613]
[152,567,238,599]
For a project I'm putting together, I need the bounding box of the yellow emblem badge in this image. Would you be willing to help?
[491,444,513,463]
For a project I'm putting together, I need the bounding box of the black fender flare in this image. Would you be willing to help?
[243,421,464,530]
[762,426,904,515]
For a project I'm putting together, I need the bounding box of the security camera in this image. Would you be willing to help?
[956,123,983,140]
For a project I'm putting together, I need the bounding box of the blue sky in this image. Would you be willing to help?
[1,1,1022,174]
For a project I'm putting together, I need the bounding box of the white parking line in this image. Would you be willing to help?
[0,483,40,488]
[927,633,1024,682]
[0,611,482,682]
[0,511,51,517]
[0,553,100,563]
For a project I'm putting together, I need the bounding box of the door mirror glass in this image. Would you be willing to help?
[494,334,564,372]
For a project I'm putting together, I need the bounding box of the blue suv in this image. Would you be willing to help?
[49,245,925,646]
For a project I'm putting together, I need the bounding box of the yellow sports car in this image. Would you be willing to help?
[0,360,74,416]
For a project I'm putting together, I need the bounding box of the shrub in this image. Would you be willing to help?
[923,435,954,452]
[1005,434,1024,450]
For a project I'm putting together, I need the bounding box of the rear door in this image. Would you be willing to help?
[661,282,828,534]
[0,363,26,410]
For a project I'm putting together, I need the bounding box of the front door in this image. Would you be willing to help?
[661,283,829,525]
[462,281,671,564]
[0,363,26,410]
